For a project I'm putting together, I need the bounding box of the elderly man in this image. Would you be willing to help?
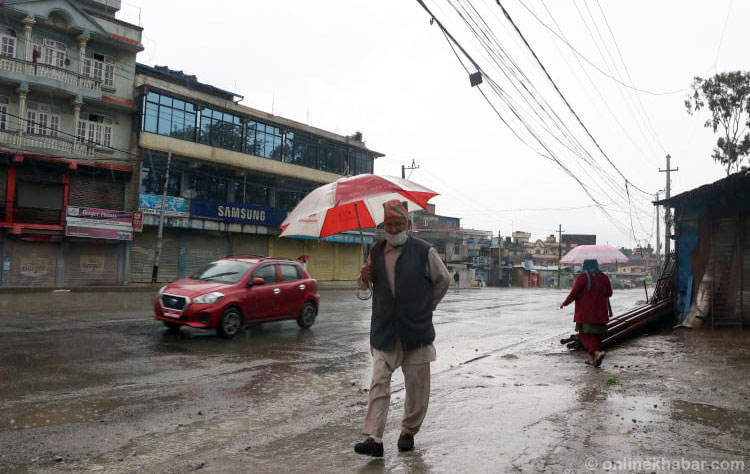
[354,199,450,457]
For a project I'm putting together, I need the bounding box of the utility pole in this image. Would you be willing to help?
[401,159,419,179]
[659,154,678,257]
[655,191,661,273]
[557,224,565,289]
[152,151,172,283]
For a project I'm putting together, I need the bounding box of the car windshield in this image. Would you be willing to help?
[190,260,254,284]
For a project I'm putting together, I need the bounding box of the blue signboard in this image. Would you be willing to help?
[190,198,287,227]
[139,193,189,217]
[287,233,374,245]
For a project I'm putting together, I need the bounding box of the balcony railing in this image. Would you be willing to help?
[0,56,102,92]
[0,129,94,157]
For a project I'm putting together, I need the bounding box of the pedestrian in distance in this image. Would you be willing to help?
[355,199,451,457]
[453,271,459,289]
[559,259,612,367]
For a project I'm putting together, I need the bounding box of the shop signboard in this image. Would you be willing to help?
[138,193,190,217]
[190,198,287,228]
[132,211,143,232]
[65,207,134,240]
[287,232,374,244]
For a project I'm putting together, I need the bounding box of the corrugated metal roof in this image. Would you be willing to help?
[655,169,750,207]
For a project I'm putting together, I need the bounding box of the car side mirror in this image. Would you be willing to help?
[250,277,265,286]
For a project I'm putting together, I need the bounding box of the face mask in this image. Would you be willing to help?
[386,230,408,247]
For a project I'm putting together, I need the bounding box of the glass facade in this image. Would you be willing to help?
[144,91,197,141]
[140,89,376,176]
[246,120,282,160]
[200,107,242,151]
[284,131,318,168]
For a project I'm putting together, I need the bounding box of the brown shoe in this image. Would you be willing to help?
[397,432,414,451]
[354,437,383,457]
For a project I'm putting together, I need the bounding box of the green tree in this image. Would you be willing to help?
[685,71,750,175]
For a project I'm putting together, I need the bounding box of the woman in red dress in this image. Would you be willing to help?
[560,259,612,367]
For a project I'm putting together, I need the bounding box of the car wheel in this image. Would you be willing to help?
[163,321,181,332]
[297,302,317,329]
[218,308,242,338]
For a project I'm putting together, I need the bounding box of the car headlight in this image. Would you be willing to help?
[193,291,225,304]
[158,285,167,295]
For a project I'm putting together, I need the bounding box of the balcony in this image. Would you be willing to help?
[0,129,94,158]
[0,56,102,93]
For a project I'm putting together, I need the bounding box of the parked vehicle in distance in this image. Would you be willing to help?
[154,256,319,338]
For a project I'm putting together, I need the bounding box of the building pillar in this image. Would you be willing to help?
[72,96,83,140]
[22,16,34,63]
[77,33,89,76]
[16,86,28,134]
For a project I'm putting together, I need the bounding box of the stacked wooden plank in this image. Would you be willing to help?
[560,300,674,350]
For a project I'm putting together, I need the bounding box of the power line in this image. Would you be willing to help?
[514,0,688,96]
[493,0,652,197]
[414,0,654,242]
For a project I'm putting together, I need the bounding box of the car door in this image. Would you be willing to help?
[246,263,280,321]
[277,263,307,317]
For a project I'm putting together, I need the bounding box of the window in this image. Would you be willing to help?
[200,107,242,151]
[78,112,113,147]
[140,161,181,196]
[349,149,373,175]
[230,174,272,206]
[319,142,346,174]
[284,131,318,168]
[280,264,301,281]
[0,96,8,131]
[33,38,66,68]
[143,91,197,141]
[246,120,282,159]
[84,52,115,87]
[26,106,60,136]
[252,264,277,283]
[0,29,16,57]
[193,174,228,201]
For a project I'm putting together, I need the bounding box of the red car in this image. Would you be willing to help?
[154,256,319,338]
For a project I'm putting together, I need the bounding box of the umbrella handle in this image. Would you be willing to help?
[354,203,372,300]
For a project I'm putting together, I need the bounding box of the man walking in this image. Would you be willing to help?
[354,200,450,457]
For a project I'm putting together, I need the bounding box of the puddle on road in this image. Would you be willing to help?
[1,397,125,430]
[672,399,750,439]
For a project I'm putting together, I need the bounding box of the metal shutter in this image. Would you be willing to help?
[69,173,125,210]
[184,232,229,276]
[231,234,268,257]
[335,244,361,280]
[64,241,119,286]
[129,228,180,283]
[273,238,305,260]
[9,240,59,286]
[307,241,335,281]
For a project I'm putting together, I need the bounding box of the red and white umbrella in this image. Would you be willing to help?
[279,174,438,238]
[560,245,629,264]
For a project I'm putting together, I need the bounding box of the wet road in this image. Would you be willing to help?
[1,288,748,473]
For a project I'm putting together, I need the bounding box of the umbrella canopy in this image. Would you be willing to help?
[560,245,629,264]
[279,174,438,238]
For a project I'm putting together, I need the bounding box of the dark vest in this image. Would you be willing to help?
[370,235,435,351]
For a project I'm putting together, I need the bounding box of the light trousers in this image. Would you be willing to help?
[362,352,431,438]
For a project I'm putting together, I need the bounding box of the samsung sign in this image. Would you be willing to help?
[191,199,287,227]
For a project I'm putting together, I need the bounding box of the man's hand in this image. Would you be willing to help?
[360,265,372,285]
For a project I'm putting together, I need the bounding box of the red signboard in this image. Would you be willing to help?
[65,207,134,240]
[132,211,143,232]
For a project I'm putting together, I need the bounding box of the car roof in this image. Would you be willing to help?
[220,255,300,265]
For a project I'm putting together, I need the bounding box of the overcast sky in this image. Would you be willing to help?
[120,0,748,248]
